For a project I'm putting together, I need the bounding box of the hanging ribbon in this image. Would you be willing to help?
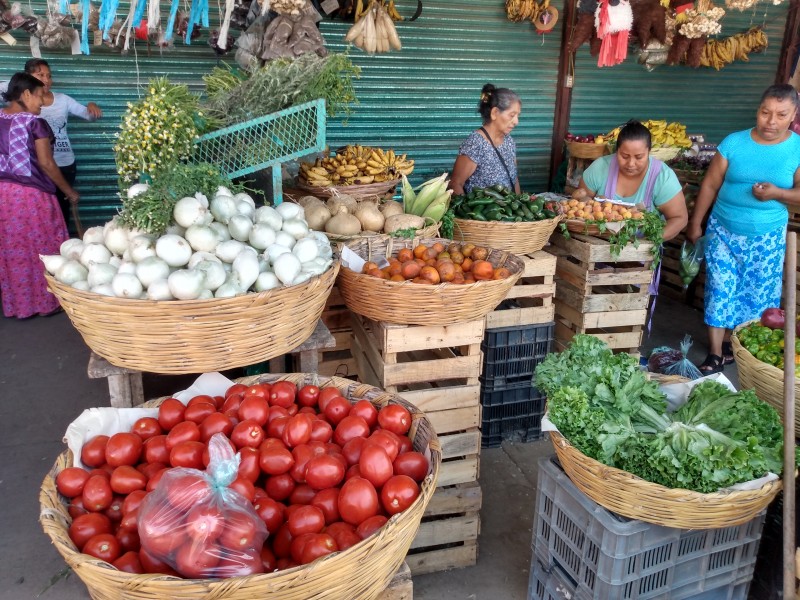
[99,0,121,40]
[184,0,208,44]
[132,0,146,27]
[80,0,90,53]
[164,0,180,41]
[216,0,235,50]
[147,0,160,33]
[59,0,70,15]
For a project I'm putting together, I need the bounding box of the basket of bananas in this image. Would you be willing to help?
[298,144,414,199]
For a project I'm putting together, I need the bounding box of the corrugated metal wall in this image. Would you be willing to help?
[568,3,789,143]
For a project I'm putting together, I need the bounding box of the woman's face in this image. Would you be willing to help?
[756,97,797,141]
[29,65,52,93]
[616,139,650,178]
[491,101,521,135]
[20,86,46,115]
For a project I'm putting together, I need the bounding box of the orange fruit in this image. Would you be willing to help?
[363,261,379,274]
[462,243,476,258]
[437,262,456,282]
[493,267,511,280]
[420,266,441,284]
[388,261,403,276]
[397,248,413,263]
[414,258,426,268]
[401,261,421,279]
[368,268,389,279]
[450,251,464,265]
[471,247,488,261]
[413,245,428,259]
[425,258,437,267]
[412,277,433,285]
[424,248,439,261]
[472,260,494,280]
[452,272,465,284]
[432,242,445,254]
[461,257,473,272]
[447,243,462,255]
[389,274,405,282]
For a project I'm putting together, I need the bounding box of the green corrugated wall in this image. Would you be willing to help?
[568,3,790,143]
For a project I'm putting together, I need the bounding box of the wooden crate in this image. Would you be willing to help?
[407,481,482,576]
[304,286,358,378]
[378,562,413,600]
[485,250,556,329]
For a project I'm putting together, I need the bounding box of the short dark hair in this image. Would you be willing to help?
[2,72,44,103]
[760,84,799,110]
[617,120,652,151]
[24,58,50,74]
[478,83,520,123]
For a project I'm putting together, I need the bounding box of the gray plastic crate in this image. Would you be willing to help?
[532,456,764,599]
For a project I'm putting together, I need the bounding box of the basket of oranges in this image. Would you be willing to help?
[561,195,646,236]
[337,237,524,325]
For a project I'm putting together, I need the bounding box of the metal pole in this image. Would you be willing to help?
[784,230,797,600]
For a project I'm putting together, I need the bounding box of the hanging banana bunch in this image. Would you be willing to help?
[699,27,768,70]
[344,0,401,53]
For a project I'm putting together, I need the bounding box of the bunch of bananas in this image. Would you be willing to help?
[344,0,402,53]
[506,0,548,21]
[603,119,692,148]
[344,0,403,21]
[700,27,768,71]
[299,145,415,187]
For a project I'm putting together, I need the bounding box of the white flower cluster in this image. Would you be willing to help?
[679,6,725,38]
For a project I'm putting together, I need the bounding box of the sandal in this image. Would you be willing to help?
[698,353,724,375]
[721,341,734,365]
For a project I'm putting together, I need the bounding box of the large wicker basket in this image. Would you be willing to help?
[45,263,339,374]
[452,216,562,255]
[296,179,400,200]
[548,372,784,528]
[324,221,441,246]
[731,320,800,436]
[337,236,524,325]
[40,373,441,600]
[565,140,611,159]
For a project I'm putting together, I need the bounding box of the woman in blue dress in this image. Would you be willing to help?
[687,84,800,373]
[450,83,521,195]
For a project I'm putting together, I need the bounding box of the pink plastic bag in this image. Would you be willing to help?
[137,434,267,579]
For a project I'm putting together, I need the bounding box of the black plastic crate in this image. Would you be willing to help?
[482,322,555,363]
[481,388,546,448]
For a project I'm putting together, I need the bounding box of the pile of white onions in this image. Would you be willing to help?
[41,186,334,301]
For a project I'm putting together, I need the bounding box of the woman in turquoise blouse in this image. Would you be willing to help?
[687,84,800,374]
[577,120,688,241]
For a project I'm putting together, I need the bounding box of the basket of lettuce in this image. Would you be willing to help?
[535,335,787,528]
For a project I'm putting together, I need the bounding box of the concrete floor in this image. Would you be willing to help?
[0,296,735,600]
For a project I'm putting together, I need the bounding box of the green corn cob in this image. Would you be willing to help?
[401,175,416,214]
[410,174,448,216]
[422,190,452,222]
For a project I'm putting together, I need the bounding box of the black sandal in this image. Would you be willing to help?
[698,354,724,374]
[721,341,734,365]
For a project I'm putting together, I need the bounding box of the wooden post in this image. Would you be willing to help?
[548,0,577,189]
[784,231,797,600]
[775,0,800,84]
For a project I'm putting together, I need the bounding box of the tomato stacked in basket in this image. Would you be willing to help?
[57,382,429,578]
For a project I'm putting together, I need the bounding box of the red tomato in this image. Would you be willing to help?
[183,401,217,425]
[324,521,360,551]
[305,454,346,490]
[338,477,379,526]
[138,546,179,576]
[298,406,317,416]
[289,532,314,564]
[157,398,185,431]
[309,419,333,443]
[270,381,297,408]
[268,405,290,423]
[226,383,248,397]
[212,395,226,410]
[265,473,295,502]
[237,446,261,482]
[266,416,290,440]
[143,435,170,464]
[297,385,320,408]
[221,394,243,415]
[91,466,114,479]
[82,474,113,512]
[68,497,89,519]
[317,387,341,412]
[253,496,285,534]
[345,464,362,481]
[165,421,201,450]
[334,415,370,447]
[261,546,278,573]
[342,437,367,466]
[290,444,317,483]
[83,533,121,563]
[216,549,264,577]
[146,468,169,492]
[110,466,147,495]
[259,444,294,476]
[366,430,400,462]
[238,396,270,426]
[138,461,166,481]
[276,558,297,570]
[139,511,186,556]
[381,475,419,515]
[272,524,294,559]
[324,397,351,426]
[244,383,272,400]
[113,551,144,573]
[116,528,141,553]
[69,512,112,550]
[185,504,225,542]
[174,540,221,578]
[283,414,313,448]
[219,511,259,551]
[229,477,256,503]
[350,400,378,429]
[169,440,206,469]
[56,467,91,498]
[131,417,162,441]
[187,394,216,407]
[289,483,317,505]
[300,533,337,564]
[287,505,326,536]
[166,473,210,511]
[393,451,428,482]
[231,419,265,449]
[356,515,388,540]
[122,490,148,516]
[396,435,413,454]
[104,495,125,522]
[119,508,139,533]
[378,405,412,435]
[359,444,394,488]
[311,488,340,524]
[199,412,234,443]
[81,435,110,468]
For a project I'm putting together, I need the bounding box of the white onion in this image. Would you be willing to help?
[167,269,205,300]
[146,279,173,300]
[210,195,237,224]
[165,223,187,237]
[302,257,330,276]
[195,260,227,291]
[266,244,292,264]
[292,272,313,285]
[273,253,302,285]
[276,202,304,221]
[127,183,150,199]
[275,231,296,250]
[60,238,84,259]
[216,240,247,263]
[293,238,319,263]
[103,220,129,256]
[126,226,149,241]
[254,206,282,230]
[255,271,281,292]
[198,289,214,300]
[188,251,222,269]
[236,200,255,220]
[234,192,256,209]
[233,251,260,291]
[117,261,137,275]
[87,263,118,288]
[216,186,233,198]
[228,215,253,242]
[91,284,115,297]
[40,254,66,275]
[215,280,242,298]
[112,273,143,298]
[55,260,88,285]
[209,222,232,243]
[156,235,192,267]
[136,257,171,288]
[80,243,112,268]
[128,236,157,263]
[195,192,209,209]
[71,280,90,291]
[282,218,309,240]
[249,224,277,250]
[109,256,123,268]
[173,196,209,229]
[185,225,219,253]
[82,226,105,245]
[258,256,271,273]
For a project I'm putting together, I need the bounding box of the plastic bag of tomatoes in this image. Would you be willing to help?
[137,433,268,578]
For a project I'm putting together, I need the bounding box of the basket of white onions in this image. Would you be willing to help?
[41,186,339,374]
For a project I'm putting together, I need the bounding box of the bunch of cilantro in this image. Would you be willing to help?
[534,335,785,493]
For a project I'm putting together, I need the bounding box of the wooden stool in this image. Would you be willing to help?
[87,353,145,408]
[377,562,412,600]
[268,319,336,374]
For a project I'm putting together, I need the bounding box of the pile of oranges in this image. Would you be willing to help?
[561,197,645,222]
[360,242,511,285]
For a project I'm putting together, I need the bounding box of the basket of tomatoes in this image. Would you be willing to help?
[40,373,441,600]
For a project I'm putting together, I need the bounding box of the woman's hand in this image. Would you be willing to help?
[752,182,780,202]
[86,102,103,119]
[685,221,703,244]
[66,189,80,204]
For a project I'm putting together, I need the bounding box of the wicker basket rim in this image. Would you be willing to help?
[452,215,563,226]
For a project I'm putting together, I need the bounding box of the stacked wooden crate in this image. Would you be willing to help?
[548,233,655,356]
[484,250,556,330]
[350,315,483,575]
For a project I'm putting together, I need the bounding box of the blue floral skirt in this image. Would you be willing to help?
[703,214,786,329]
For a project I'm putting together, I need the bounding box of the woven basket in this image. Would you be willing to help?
[337,236,524,326]
[565,140,611,160]
[564,219,610,237]
[40,373,441,600]
[732,321,800,436]
[296,179,400,200]
[548,370,783,528]
[45,263,339,375]
[324,221,441,246]
[650,146,682,161]
[452,216,562,255]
